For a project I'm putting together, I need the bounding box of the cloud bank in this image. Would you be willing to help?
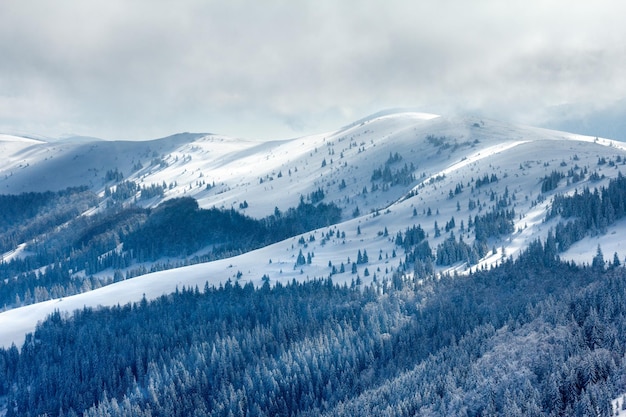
[1,0,625,140]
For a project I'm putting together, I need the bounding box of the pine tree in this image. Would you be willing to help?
[296,250,306,266]
[592,244,605,271]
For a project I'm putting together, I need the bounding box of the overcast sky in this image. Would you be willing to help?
[1,0,625,140]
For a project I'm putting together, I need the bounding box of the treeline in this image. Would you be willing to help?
[104,180,166,201]
[473,207,515,242]
[0,204,147,309]
[1,234,624,416]
[0,195,340,310]
[549,172,626,228]
[122,197,263,259]
[435,233,488,266]
[2,266,105,307]
[0,187,97,253]
[548,172,626,250]
[123,197,342,261]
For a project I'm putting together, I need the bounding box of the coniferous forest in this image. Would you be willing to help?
[6,138,626,416]
[1,240,625,416]
[0,194,341,310]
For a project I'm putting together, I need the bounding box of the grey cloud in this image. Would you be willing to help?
[1,0,625,139]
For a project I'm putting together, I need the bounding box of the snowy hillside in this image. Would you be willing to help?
[2,112,626,348]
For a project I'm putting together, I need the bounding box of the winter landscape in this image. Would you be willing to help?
[3,1,626,416]
[2,111,626,415]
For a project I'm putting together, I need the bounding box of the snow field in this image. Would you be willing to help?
[2,112,626,348]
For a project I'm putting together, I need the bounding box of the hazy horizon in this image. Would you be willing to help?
[1,1,625,141]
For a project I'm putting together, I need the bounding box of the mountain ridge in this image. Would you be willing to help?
[1,111,626,348]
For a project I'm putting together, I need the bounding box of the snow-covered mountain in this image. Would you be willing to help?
[2,112,626,348]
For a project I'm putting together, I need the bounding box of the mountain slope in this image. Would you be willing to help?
[2,112,626,348]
